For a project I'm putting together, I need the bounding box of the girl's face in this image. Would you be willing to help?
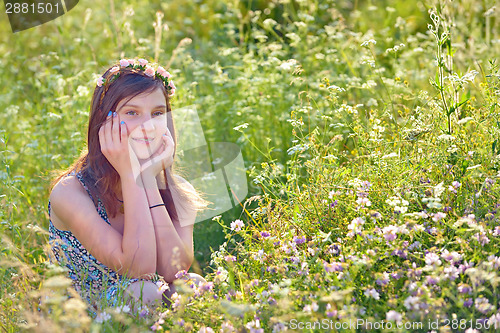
[115,87,169,160]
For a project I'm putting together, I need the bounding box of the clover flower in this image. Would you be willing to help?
[386,310,403,323]
[230,219,244,231]
[425,252,442,266]
[382,225,399,241]
[364,288,380,300]
[475,297,494,314]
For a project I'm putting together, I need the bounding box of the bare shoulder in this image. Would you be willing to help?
[49,175,94,230]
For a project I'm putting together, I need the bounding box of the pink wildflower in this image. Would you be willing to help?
[230,219,244,231]
[144,65,155,77]
[119,59,130,67]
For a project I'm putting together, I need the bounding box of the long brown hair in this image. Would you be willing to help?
[50,63,208,220]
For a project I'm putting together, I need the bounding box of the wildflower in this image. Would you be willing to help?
[425,252,441,266]
[327,85,346,92]
[376,273,390,286]
[356,197,372,208]
[458,284,471,294]
[324,261,343,273]
[175,270,188,279]
[403,296,420,310]
[382,225,398,241]
[432,212,446,222]
[487,255,500,269]
[303,302,319,313]
[279,59,298,71]
[253,249,265,263]
[293,236,306,244]
[95,311,111,323]
[151,321,163,331]
[198,326,215,333]
[443,266,459,281]
[272,322,287,332]
[224,255,236,262]
[230,219,244,231]
[441,249,462,264]
[155,280,169,295]
[364,288,380,300]
[425,276,439,285]
[214,267,228,283]
[221,321,235,332]
[325,303,337,318]
[475,297,494,314]
[474,232,490,246]
[260,231,270,238]
[245,319,264,333]
[347,217,365,235]
[489,313,500,328]
[361,39,377,47]
[386,310,403,323]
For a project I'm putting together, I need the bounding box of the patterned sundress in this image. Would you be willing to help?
[48,171,159,315]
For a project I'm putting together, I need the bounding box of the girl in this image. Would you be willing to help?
[48,58,208,314]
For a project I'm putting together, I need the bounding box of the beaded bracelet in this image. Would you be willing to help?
[149,203,166,209]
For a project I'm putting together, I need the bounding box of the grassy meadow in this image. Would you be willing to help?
[1,0,500,331]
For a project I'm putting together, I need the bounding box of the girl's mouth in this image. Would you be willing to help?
[132,137,155,144]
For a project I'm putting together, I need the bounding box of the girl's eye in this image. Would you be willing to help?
[126,110,137,116]
[153,111,165,117]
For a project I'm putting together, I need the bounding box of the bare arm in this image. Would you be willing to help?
[141,172,194,282]
[120,172,158,277]
[50,175,156,278]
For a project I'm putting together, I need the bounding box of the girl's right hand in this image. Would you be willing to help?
[99,111,138,177]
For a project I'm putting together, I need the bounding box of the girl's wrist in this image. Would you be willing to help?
[141,171,160,189]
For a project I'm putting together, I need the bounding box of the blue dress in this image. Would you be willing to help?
[48,171,158,314]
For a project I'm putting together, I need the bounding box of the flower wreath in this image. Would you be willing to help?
[96,58,176,97]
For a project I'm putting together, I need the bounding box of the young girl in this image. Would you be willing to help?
[48,58,208,314]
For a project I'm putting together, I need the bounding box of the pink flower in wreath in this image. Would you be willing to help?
[144,65,155,77]
[119,59,130,67]
[156,66,168,78]
[96,77,104,87]
[109,66,120,74]
[138,58,148,66]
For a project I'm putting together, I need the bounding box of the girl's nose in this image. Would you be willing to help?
[141,118,155,130]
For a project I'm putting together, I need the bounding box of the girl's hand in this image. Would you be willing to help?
[139,129,175,179]
[99,112,139,177]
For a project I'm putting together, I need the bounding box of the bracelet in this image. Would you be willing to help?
[149,203,165,209]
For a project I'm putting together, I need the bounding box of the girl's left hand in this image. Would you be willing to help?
[139,129,175,179]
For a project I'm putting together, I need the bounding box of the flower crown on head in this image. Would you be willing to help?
[96,58,176,97]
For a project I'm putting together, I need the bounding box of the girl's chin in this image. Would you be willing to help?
[131,141,161,160]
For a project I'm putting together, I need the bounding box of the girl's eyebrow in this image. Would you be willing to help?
[119,104,167,110]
